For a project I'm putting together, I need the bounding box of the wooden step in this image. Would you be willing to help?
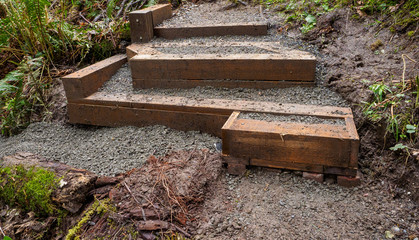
[154,23,268,39]
[129,4,172,42]
[61,55,359,177]
[129,52,316,89]
[68,91,352,138]
[222,111,359,176]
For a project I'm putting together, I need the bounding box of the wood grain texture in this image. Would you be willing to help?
[129,10,153,42]
[130,54,316,81]
[61,54,127,100]
[67,103,228,137]
[222,116,359,171]
[147,4,172,26]
[78,92,353,119]
[154,23,268,39]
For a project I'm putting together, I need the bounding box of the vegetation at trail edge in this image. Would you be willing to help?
[260,0,418,35]
[0,0,136,136]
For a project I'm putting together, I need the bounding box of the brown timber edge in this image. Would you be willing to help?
[67,91,353,138]
[129,4,172,43]
[154,23,268,39]
[67,103,229,138]
[61,54,127,100]
[130,54,316,82]
[221,111,359,176]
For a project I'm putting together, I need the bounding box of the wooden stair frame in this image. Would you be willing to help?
[222,112,359,176]
[127,42,316,89]
[62,55,359,176]
[61,4,360,178]
[128,4,268,42]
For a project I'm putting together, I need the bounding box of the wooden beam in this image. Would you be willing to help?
[154,23,268,39]
[129,10,154,42]
[126,44,158,60]
[221,116,359,170]
[130,53,316,81]
[61,54,127,100]
[67,103,228,137]
[147,4,172,27]
[77,92,353,119]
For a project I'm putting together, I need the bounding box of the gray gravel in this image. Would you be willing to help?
[158,0,282,27]
[239,112,346,125]
[0,122,219,176]
[99,64,349,107]
[154,45,275,54]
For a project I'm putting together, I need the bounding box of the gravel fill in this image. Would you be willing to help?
[0,122,219,176]
[99,64,349,107]
[239,112,346,125]
[153,45,275,54]
[158,1,282,27]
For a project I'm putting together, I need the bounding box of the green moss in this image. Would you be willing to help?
[0,165,60,217]
[65,198,115,240]
[407,30,415,37]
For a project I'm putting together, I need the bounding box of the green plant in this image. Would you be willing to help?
[0,165,60,217]
[0,56,49,136]
[300,14,317,33]
[363,73,418,144]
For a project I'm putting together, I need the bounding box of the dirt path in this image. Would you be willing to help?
[193,169,417,239]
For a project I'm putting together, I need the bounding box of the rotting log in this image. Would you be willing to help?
[154,23,268,39]
[1,152,98,213]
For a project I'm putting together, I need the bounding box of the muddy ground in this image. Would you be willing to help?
[0,0,418,239]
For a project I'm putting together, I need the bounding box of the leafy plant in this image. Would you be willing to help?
[363,75,418,147]
[300,14,317,33]
[0,56,48,136]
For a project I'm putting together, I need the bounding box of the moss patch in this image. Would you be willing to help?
[0,165,60,217]
[65,198,116,240]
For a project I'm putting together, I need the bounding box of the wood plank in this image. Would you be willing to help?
[129,10,153,42]
[130,53,316,81]
[345,117,359,168]
[221,112,240,156]
[154,23,268,39]
[147,4,172,27]
[61,54,127,100]
[67,103,229,137]
[79,92,353,119]
[250,159,324,173]
[323,166,357,177]
[222,119,356,168]
[126,44,158,60]
[132,79,314,89]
